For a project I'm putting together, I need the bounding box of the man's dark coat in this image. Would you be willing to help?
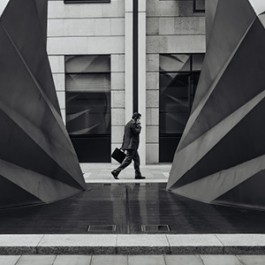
[121,120,141,150]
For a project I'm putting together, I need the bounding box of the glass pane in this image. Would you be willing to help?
[66,73,110,92]
[159,73,190,134]
[159,54,191,72]
[66,92,111,135]
[192,54,205,71]
[65,55,110,73]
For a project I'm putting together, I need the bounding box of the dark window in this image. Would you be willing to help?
[64,0,110,3]
[65,55,111,162]
[159,54,204,162]
[194,0,205,12]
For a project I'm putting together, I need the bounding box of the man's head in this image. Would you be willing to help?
[132,112,141,122]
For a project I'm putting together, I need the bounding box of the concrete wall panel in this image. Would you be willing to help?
[48,0,124,19]
[49,56,64,73]
[47,36,124,55]
[52,73,65,91]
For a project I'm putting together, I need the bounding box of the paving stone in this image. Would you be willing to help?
[117,235,169,254]
[128,255,166,265]
[167,234,223,254]
[201,255,242,265]
[37,235,116,254]
[216,234,265,246]
[0,235,43,246]
[0,235,43,255]
[217,234,265,254]
[38,234,116,247]
[164,255,204,265]
[91,255,127,265]
[237,255,265,265]
[53,255,92,265]
[167,235,223,247]
[16,255,56,265]
[0,256,20,265]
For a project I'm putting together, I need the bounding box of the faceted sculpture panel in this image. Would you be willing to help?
[167,0,265,210]
[0,0,86,208]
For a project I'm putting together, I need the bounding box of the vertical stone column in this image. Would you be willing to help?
[138,0,146,165]
[125,0,146,165]
[125,0,133,122]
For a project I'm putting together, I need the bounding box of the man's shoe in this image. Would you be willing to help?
[111,170,119,179]
[135,175,145,179]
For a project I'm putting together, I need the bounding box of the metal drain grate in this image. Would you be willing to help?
[141,224,170,233]
[87,225,117,233]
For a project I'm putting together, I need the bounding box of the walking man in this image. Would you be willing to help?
[111,112,145,180]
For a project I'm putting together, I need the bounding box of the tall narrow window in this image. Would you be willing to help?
[159,54,204,162]
[65,55,111,162]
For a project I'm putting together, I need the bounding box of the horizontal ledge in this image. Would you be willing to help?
[0,234,264,255]
[0,246,265,255]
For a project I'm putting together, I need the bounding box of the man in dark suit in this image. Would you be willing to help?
[111,112,145,180]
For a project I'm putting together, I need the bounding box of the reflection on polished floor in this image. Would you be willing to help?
[1,183,265,234]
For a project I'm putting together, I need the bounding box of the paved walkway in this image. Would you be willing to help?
[80,163,170,183]
[1,254,265,265]
[1,164,265,258]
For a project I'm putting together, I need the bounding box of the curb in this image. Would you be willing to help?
[0,246,265,255]
[0,234,265,255]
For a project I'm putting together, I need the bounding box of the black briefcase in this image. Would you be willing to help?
[111,148,126,163]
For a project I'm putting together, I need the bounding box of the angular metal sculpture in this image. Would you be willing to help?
[0,0,86,208]
[167,0,265,210]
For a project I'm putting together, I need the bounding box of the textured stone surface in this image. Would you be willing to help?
[53,255,92,265]
[117,235,169,254]
[0,256,20,265]
[16,255,56,265]
[201,255,242,265]
[128,255,165,265]
[237,255,265,265]
[165,255,204,265]
[91,255,127,265]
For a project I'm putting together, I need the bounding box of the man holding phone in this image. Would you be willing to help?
[111,112,145,180]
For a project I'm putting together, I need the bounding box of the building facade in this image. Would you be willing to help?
[47,0,206,164]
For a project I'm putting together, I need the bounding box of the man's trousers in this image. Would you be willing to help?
[115,149,141,177]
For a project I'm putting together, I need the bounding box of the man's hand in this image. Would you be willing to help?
[135,118,141,125]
